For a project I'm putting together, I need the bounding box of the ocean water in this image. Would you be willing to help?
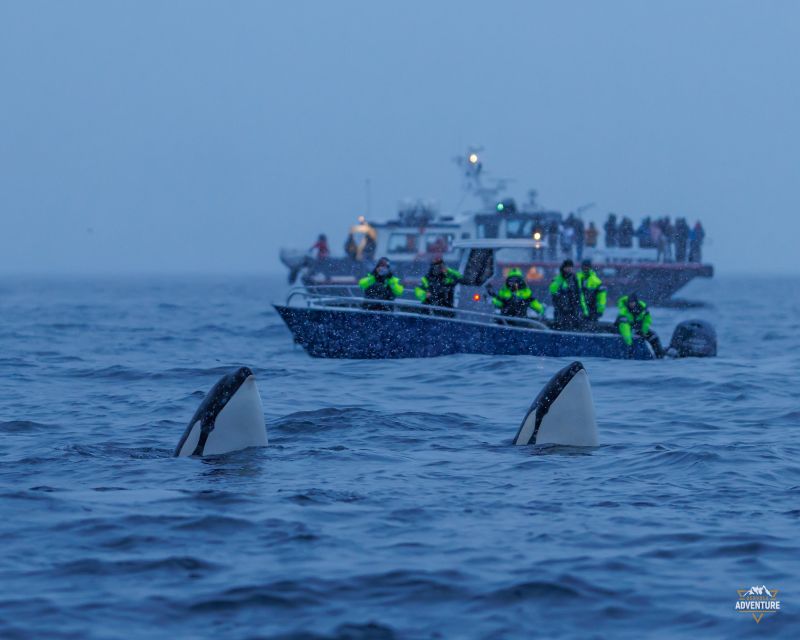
[0,274,798,639]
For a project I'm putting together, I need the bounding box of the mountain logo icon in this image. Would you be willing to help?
[741,585,776,598]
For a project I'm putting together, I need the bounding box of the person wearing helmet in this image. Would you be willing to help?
[414,258,463,313]
[549,259,583,330]
[576,259,607,323]
[492,268,545,321]
[616,294,665,357]
[359,257,404,311]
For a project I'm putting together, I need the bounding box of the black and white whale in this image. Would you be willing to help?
[513,361,598,447]
[174,366,268,457]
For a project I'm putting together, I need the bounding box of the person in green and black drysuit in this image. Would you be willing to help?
[576,259,607,323]
[414,258,463,315]
[492,268,545,323]
[616,294,665,357]
[549,259,584,330]
[359,257,404,311]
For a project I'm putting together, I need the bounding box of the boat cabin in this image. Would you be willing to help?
[361,202,464,266]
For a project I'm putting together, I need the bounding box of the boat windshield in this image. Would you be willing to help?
[495,247,537,264]
[461,249,495,286]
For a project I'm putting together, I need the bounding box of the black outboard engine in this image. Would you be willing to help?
[669,320,717,357]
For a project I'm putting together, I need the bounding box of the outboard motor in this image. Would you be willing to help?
[669,320,717,357]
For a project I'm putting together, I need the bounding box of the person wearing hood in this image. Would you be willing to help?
[576,259,607,322]
[549,259,583,330]
[491,268,545,321]
[616,294,665,358]
[604,214,618,248]
[414,258,462,314]
[689,221,705,263]
[359,257,404,311]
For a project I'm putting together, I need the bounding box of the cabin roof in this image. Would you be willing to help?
[453,239,545,250]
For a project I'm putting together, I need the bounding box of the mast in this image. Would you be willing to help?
[453,147,511,210]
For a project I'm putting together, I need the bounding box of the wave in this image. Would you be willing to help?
[0,420,53,433]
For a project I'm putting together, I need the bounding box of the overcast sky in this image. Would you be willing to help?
[1,1,798,275]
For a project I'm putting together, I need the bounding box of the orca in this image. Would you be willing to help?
[174,366,267,457]
[513,361,598,447]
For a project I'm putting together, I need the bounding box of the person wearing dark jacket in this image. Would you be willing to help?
[604,214,618,248]
[549,260,583,330]
[674,217,690,262]
[344,233,358,259]
[358,257,404,311]
[636,217,652,248]
[689,221,705,262]
[618,217,634,248]
[414,258,462,314]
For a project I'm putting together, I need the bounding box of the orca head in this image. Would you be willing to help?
[513,361,598,447]
[174,366,268,457]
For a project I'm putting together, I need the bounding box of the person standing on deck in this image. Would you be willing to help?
[689,221,705,262]
[585,222,599,249]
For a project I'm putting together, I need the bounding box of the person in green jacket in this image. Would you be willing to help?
[414,258,462,314]
[549,260,583,330]
[492,268,545,322]
[576,259,607,322]
[359,257,404,311]
[616,294,665,357]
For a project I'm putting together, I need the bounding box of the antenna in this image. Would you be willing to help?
[453,147,511,210]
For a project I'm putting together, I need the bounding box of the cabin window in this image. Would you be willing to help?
[477,221,499,238]
[387,233,419,254]
[424,233,454,254]
[506,217,535,238]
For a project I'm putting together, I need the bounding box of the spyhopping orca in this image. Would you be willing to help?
[174,366,267,457]
[513,361,598,447]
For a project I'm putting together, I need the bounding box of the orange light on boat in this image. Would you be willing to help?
[473,293,481,301]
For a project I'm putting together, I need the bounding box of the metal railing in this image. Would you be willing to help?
[284,286,550,331]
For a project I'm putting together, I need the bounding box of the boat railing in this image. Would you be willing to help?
[284,287,550,331]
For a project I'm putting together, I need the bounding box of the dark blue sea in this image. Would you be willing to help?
[1,275,798,639]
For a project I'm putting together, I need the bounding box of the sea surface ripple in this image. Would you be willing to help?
[0,275,798,639]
